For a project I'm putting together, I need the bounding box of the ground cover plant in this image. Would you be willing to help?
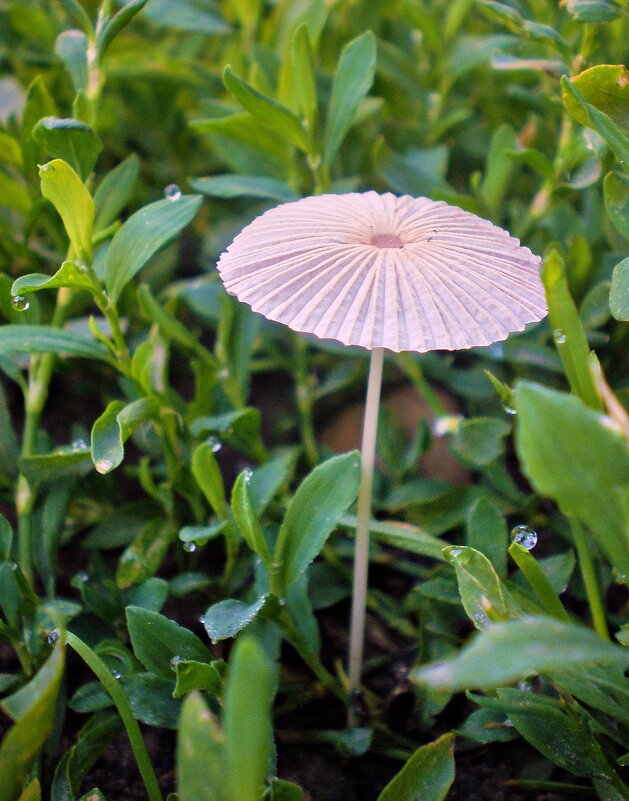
[0,0,628,799]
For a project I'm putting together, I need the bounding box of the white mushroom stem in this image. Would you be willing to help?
[348,346,385,697]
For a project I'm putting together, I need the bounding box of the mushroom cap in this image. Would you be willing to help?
[216,191,547,353]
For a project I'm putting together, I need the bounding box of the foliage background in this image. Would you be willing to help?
[0,0,627,799]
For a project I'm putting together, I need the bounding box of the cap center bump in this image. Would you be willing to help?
[371,233,403,249]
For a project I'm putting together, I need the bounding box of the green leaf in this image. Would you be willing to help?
[12,260,101,300]
[323,31,377,168]
[116,518,176,589]
[189,174,298,202]
[91,398,160,474]
[16,779,40,801]
[191,442,228,518]
[104,194,202,304]
[247,448,299,514]
[126,606,212,679]
[476,688,623,785]
[0,171,31,213]
[0,515,13,562]
[231,471,272,566]
[274,451,361,591]
[450,417,510,467]
[515,381,629,576]
[565,0,621,24]
[289,24,317,129]
[413,617,629,692]
[39,159,94,262]
[0,325,109,363]
[375,142,449,197]
[142,0,229,34]
[445,545,520,629]
[55,30,89,93]
[339,515,447,562]
[173,659,223,698]
[610,257,629,321]
[0,642,65,801]
[270,778,304,801]
[59,0,93,35]
[605,171,629,239]
[541,250,602,410]
[223,636,274,801]
[33,118,102,181]
[93,154,140,233]
[203,595,279,642]
[179,522,227,545]
[51,710,122,801]
[177,692,224,801]
[190,408,266,461]
[97,0,149,61]
[376,733,455,801]
[0,132,22,167]
[508,542,570,621]
[19,444,92,483]
[561,76,629,173]
[223,66,312,153]
[479,124,518,216]
[568,65,629,132]
[466,497,507,578]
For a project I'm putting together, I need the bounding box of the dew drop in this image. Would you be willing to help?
[170,655,183,670]
[71,438,87,451]
[77,571,89,583]
[244,467,254,483]
[502,402,517,415]
[553,328,566,345]
[448,546,464,558]
[612,567,627,585]
[164,183,182,201]
[94,458,113,474]
[218,367,230,380]
[183,541,197,553]
[431,415,462,436]
[47,629,59,645]
[111,669,121,679]
[511,524,537,550]
[207,437,222,453]
[198,614,206,625]
[11,294,29,312]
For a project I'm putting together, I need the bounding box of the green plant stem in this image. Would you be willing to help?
[293,337,319,467]
[277,608,348,704]
[16,287,74,580]
[348,346,384,695]
[569,517,609,641]
[66,631,164,801]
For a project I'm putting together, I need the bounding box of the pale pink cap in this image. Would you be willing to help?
[216,192,547,353]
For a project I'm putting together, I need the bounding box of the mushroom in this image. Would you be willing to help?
[217,191,547,696]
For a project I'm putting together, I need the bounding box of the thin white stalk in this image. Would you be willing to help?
[348,346,385,695]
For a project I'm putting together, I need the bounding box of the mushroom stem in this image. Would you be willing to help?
[348,346,385,698]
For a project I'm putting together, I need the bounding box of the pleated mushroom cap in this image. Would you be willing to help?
[217,191,547,352]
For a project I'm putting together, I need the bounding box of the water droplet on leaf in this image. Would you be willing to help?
[502,402,516,415]
[553,328,566,345]
[47,629,59,645]
[95,458,113,474]
[431,415,462,436]
[164,183,182,201]
[183,541,196,553]
[207,437,222,453]
[170,655,183,670]
[111,669,121,679]
[11,294,29,312]
[511,524,537,550]
[71,438,87,451]
[244,467,253,483]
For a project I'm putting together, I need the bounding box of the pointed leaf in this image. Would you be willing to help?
[104,194,202,304]
[377,733,455,801]
[39,159,94,261]
[274,451,361,591]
